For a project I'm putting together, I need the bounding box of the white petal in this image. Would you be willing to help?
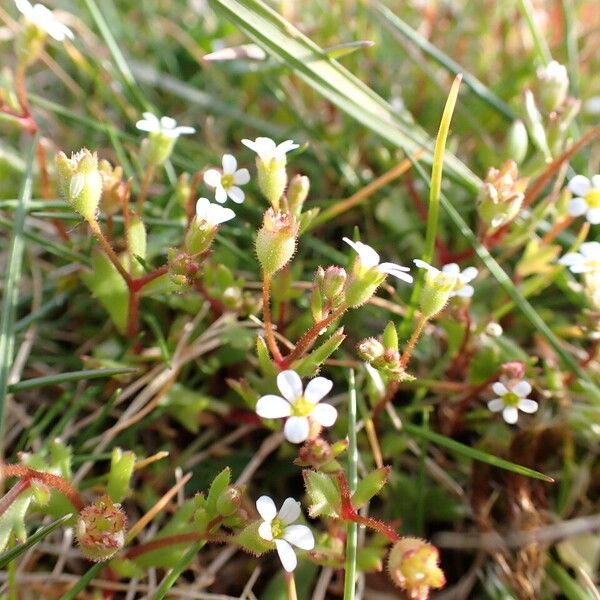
[174,126,195,136]
[203,169,222,188]
[242,137,277,160]
[488,398,505,412]
[512,381,532,397]
[136,119,158,133]
[210,205,235,225]
[442,263,460,275]
[222,154,237,173]
[460,267,479,283]
[455,284,474,298]
[567,197,588,217]
[502,406,519,424]
[492,382,508,396]
[256,495,277,522]
[379,265,413,283]
[277,370,303,402]
[160,116,177,130]
[256,395,292,419]
[587,208,600,224]
[413,259,437,273]
[283,525,314,550]
[310,403,338,427]
[214,186,227,204]
[277,498,301,525]
[258,521,273,541]
[591,175,600,189]
[304,377,333,403]
[227,186,245,204]
[275,140,300,155]
[568,175,591,196]
[195,197,210,220]
[233,168,250,185]
[558,252,584,266]
[275,539,297,572]
[580,242,600,258]
[284,417,310,444]
[379,261,410,272]
[15,0,34,18]
[570,263,594,274]
[518,399,538,414]
[342,237,380,268]
[69,173,85,199]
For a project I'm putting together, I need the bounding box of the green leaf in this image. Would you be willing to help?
[0,491,33,553]
[302,469,341,518]
[206,468,231,516]
[107,448,136,503]
[402,423,554,482]
[8,367,137,393]
[233,521,273,556]
[292,328,346,377]
[0,513,72,568]
[351,467,391,509]
[256,335,278,377]
[208,0,480,192]
[0,137,36,440]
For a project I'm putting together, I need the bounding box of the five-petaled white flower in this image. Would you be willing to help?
[488,380,538,424]
[566,174,600,224]
[255,370,337,444]
[241,137,299,163]
[414,259,459,288]
[195,197,235,227]
[559,241,600,274]
[135,112,195,139]
[203,154,250,204]
[16,0,73,41]
[256,495,314,572]
[343,238,413,283]
[440,263,479,298]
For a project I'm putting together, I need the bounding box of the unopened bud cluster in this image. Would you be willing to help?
[311,266,347,321]
[477,160,528,229]
[76,496,127,561]
[388,537,446,600]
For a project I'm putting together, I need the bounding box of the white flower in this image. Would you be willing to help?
[16,0,73,41]
[135,112,195,139]
[566,174,600,224]
[441,263,479,298]
[343,238,413,284]
[241,137,299,162]
[488,380,538,425]
[195,197,235,226]
[413,259,459,288]
[559,242,600,274]
[256,495,314,572]
[203,154,250,204]
[255,370,337,444]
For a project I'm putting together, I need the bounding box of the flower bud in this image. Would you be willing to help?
[216,486,243,517]
[320,266,347,302]
[388,537,445,600]
[256,156,288,210]
[523,89,551,159]
[176,173,191,210]
[185,219,216,255]
[99,160,126,216]
[419,268,457,319]
[127,216,147,275]
[288,174,310,216]
[56,149,103,222]
[141,133,176,167]
[255,209,298,275]
[76,496,127,562]
[15,20,46,67]
[477,160,528,229]
[504,120,528,165]
[382,321,399,352]
[357,338,385,362]
[537,60,569,113]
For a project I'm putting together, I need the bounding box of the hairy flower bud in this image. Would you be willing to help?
[56,149,102,222]
[388,537,445,600]
[537,60,569,113]
[477,160,528,229]
[216,486,243,517]
[357,338,385,362]
[76,496,127,562]
[257,156,288,210]
[255,209,298,275]
[15,19,46,67]
[320,266,347,302]
[141,133,175,167]
[288,174,310,216]
[504,120,528,165]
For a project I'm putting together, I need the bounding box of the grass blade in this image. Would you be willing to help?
[0,513,73,569]
[58,561,106,600]
[8,368,138,393]
[374,4,516,121]
[207,0,480,193]
[153,541,205,599]
[402,423,554,482]
[0,137,36,449]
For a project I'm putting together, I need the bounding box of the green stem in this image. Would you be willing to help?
[517,0,553,64]
[153,540,205,599]
[343,369,358,600]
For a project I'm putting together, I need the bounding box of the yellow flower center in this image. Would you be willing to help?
[221,173,234,190]
[502,391,520,407]
[270,518,284,539]
[291,396,313,417]
[586,189,600,209]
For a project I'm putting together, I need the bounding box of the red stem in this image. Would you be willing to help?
[262,274,284,366]
[0,479,32,519]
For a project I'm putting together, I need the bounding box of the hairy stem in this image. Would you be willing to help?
[262,273,284,365]
[399,315,428,370]
[0,479,32,519]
